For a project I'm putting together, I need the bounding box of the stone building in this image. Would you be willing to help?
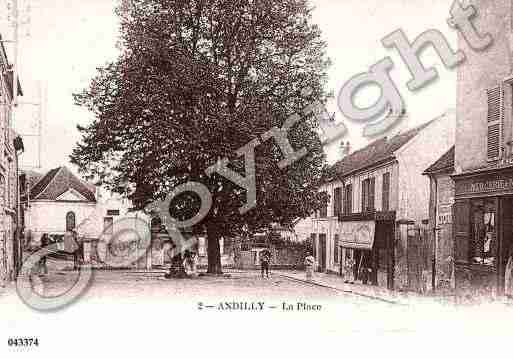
[451,0,513,297]
[0,34,24,286]
[301,111,455,291]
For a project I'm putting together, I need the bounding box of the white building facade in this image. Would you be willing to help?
[302,111,455,290]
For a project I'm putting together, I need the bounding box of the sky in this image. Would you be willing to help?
[0,0,457,173]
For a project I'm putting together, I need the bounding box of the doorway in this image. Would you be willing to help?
[499,197,513,294]
[318,234,326,272]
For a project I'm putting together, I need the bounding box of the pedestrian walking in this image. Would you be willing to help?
[304,252,315,281]
[38,233,50,276]
[260,248,271,278]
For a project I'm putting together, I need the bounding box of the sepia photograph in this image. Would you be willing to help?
[0,1,512,358]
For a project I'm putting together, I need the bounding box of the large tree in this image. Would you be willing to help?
[71,0,331,273]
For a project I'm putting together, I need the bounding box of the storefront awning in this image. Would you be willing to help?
[340,221,375,250]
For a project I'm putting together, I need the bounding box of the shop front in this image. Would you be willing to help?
[338,211,396,290]
[452,167,513,297]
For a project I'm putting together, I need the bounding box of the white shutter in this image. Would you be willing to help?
[486,86,502,160]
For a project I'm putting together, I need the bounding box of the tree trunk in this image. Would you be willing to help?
[206,225,222,274]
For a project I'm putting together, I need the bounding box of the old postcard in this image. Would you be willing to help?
[0,1,512,358]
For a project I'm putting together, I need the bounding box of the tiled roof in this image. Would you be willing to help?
[22,169,44,191]
[424,146,455,174]
[28,166,96,202]
[330,120,434,180]
[0,33,23,98]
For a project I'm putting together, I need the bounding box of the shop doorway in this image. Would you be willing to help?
[500,197,513,294]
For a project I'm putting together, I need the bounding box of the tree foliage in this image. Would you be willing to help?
[72,0,331,273]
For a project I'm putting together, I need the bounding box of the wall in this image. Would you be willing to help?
[455,0,513,172]
[25,195,135,245]
[25,201,97,243]
[396,111,456,223]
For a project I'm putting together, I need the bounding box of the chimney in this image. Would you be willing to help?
[340,141,351,158]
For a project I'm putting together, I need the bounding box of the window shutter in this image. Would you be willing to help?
[361,180,366,212]
[333,187,342,217]
[370,177,375,211]
[348,184,352,214]
[382,173,390,211]
[453,200,470,262]
[486,86,502,160]
[334,234,339,263]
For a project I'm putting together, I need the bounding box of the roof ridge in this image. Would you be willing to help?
[32,167,63,200]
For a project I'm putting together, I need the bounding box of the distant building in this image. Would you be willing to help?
[20,166,158,269]
[21,166,98,244]
[0,33,24,286]
[301,111,455,291]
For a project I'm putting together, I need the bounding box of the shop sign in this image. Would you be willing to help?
[437,204,452,225]
[455,170,513,197]
[339,220,375,250]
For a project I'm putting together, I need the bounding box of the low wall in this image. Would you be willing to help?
[235,247,306,270]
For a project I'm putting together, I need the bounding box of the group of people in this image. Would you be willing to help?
[182,250,198,277]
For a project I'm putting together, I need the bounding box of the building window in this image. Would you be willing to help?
[104,217,114,235]
[319,191,328,218]
[66,211,76,232]
[486,86,501,161]
[454,198,497,266]
[333,187,342,217]
[382,172,390,211]
[470,198,497,266]
[334,234,339,264]
[361,177,375,212]
[343,184,352,214]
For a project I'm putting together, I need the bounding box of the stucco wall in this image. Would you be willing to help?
[396,112,455,223]
[25,201,97,243]
[455,0,513,172]
[25,196,135,244]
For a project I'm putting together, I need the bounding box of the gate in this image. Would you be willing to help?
[407,224,430,293]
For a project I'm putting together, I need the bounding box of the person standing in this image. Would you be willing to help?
[260,248,271,278]
[304,252,315,281]
[39,233,50,276]
[505,244,513,299]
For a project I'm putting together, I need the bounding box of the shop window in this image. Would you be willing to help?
[470,198,497,266]
[453,198,497,266]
